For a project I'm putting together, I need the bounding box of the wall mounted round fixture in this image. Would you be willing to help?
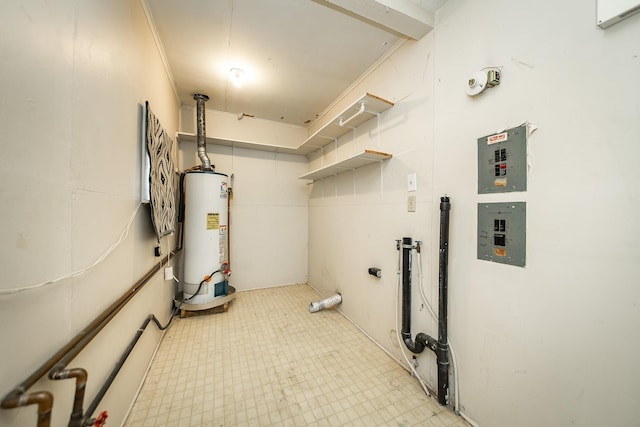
[466,67,502,97]
[465,70,488,96]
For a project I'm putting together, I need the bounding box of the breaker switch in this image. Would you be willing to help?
[478,202,526,267]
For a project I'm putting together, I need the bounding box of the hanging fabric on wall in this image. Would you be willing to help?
[145,101,176,241]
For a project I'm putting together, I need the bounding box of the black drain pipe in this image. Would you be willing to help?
[400,237,437,355]
[81,311,178,426]
[399,196,451,406]
[436,196,451,405]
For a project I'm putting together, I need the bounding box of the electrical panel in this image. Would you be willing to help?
[477,124,527,194]
[477,202,526,267]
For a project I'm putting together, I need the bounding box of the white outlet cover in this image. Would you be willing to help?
[407,173,417,192]
[407,195,417,212]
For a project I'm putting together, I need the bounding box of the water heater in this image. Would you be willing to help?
[182,170,229,304]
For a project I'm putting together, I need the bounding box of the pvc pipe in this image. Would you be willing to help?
[82,310,178,426]
[0,249,180,427]
[399,196,452,407]
[309,293,342,312]
[401,237,435,354]
[436,196,451,405]
[339,101,366,127]
[394,252,431,397]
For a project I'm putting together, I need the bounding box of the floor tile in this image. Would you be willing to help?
[125,284,469,426]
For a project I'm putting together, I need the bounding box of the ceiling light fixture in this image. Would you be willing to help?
[229,68,244,87]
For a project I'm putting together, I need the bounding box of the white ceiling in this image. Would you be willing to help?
[144,0,446,127]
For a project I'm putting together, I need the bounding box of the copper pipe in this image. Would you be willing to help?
[48,367,87,427]
[1,248,181,426]
[1,390,53,427]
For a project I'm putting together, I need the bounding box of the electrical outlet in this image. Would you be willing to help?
[407,195,416,212]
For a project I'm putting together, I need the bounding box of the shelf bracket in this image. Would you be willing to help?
[339,101,367,128]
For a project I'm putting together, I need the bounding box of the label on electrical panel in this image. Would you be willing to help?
[477,202,526,267]
[478,124,527,194]
[487,132,508,145]
[206,213,219,230]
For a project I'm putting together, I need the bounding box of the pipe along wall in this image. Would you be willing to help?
[1,250,181,427]
[399,196,451,406]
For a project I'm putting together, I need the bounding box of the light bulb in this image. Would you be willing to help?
[230,68,244,87]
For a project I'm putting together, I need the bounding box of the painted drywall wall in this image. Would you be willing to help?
[180,106,307,149]
[0,1,179,426]
[308,0,640,426]
[431,1,640,425]
[177,136,310,291]
[306,29,442,400]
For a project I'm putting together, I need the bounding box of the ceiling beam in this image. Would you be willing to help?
[314,0,435,40]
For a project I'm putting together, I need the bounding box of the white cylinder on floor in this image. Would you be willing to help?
[309,293,342,313]
[183,170,229,304]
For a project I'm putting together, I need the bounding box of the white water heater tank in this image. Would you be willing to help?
[183,171,229,305]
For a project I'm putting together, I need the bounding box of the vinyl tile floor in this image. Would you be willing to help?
[125,284,469,427]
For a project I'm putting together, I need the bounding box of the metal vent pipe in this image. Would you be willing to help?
[193,93,212,171]
[309,293,342,313]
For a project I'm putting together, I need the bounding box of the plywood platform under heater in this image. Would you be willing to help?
[175,286,236,318]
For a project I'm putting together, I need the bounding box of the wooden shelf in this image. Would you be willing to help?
[298,149,392,181]
[176,132,305,155]
[179,93,394,181]
[300,93,394,151]
[177,93,393,157]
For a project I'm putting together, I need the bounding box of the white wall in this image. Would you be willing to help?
[0,1,179,426]
[4,1,636,426]
[177,134,310,291]
[180,106,307,149]
[308,1,640,426]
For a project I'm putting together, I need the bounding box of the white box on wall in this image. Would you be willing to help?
[597,0,640,28]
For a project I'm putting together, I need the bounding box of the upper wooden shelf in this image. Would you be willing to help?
[176,93,394,157]
[300,93,394,151]
[176,132,305,155]
[298,149,392,181]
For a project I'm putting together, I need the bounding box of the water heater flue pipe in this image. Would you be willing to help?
[193,93,213,171]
